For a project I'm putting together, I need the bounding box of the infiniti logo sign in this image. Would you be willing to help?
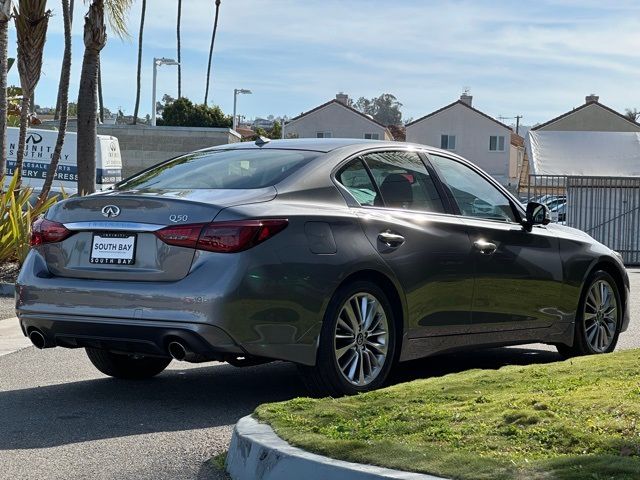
[101,205,121,218]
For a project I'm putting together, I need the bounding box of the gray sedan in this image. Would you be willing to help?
[16,139,630,396]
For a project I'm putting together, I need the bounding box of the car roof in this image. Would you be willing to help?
[202,138,405,153]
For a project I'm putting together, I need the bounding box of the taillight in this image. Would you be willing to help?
[30,218,73,246]
[155,219,288,253]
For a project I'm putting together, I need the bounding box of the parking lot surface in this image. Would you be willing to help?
[0,269,638,479]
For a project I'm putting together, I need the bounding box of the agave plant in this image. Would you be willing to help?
[0,174,57,264]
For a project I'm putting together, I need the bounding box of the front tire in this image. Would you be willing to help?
[298,281,397,397]
[557,270,621,358]
[86,348,171,379]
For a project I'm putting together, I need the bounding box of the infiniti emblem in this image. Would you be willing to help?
[101,205,121,218]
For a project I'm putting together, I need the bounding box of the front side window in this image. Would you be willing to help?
[441,134,456,150]
[429,154,517,222]
[362,151,444,213]
[364,133,380,140]
[117,149,318,190]
[489,135,505,151]
[336,160,377,206]
[316,131,332,138]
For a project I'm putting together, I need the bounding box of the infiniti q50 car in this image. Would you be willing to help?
[16,138,630,396]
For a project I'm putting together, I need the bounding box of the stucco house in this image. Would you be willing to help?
[283,94,393,141]
[531,95,640,132]
[406,94,522,188]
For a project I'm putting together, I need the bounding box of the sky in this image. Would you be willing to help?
[8,0,640,127]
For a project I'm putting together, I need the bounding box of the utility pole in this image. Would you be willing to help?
[498,115,523,135]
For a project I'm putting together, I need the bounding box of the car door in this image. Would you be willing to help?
[335,150,474,338]
[428,153,566,333]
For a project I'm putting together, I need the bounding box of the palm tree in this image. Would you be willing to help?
[14,0,50,190]
[76,0,131,195]
[203,0,221,106]
[53,0,73,121]
[131,0,145,124]
[176,0,181,98]
[0,0,12,180]
[36,0,71,209]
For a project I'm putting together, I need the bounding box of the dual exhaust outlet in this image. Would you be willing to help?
[28,329,199,363]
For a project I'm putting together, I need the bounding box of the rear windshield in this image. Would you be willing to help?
[117,149,318,190]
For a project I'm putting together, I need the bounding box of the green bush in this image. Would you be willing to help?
[0,175,57,264]
[159,97,232,128]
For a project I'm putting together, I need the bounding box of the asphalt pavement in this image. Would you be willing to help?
[0,269,639,480]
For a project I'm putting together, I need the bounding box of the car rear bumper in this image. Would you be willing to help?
[18,312,243,360]
[16,249,325,366]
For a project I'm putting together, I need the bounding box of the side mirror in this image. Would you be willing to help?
[524,201,550,231]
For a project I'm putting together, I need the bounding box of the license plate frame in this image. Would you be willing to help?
[89,232,137,265]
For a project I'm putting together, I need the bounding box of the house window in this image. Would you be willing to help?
[364,133,380,140]
[489,135,505,151]
[440,134,456,150]
[316,131,332,138]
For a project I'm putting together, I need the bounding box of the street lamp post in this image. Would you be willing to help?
[233,88,252,131]
[152,57,179,127]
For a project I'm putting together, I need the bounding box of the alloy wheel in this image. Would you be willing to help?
[584,279,618,353]
[334,292,389,386]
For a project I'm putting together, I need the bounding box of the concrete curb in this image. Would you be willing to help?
[0,283,14,297]
[226,415,448,480]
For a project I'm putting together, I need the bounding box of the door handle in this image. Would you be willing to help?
[474,239,497,255]
[378,231,405,248]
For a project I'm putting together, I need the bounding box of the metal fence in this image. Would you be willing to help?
[527,175,640,265]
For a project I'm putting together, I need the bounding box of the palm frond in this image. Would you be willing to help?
[84,0,132,39]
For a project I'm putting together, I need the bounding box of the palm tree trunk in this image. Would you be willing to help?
[77,0,106,196]
[132,0,146,124]
[0,17,8,179]
[37,0,71,209]
[176,0,181,98]
[14,95,31,190]
[54,0,74,121]
[98,55,104,123]
[203,0,221,106]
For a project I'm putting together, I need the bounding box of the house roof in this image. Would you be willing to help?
[531,101,640,131]
[406,100,513,131]
[287,99,393,136]
[510,132,524,147]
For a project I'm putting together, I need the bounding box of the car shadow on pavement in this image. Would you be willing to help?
[0,346,561,451]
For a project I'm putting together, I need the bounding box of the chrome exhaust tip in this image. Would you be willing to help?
[167,341,187,361]
[29,330,46,349]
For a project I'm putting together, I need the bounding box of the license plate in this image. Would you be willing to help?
[90,232,137,265]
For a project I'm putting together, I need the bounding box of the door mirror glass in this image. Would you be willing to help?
[525,201,550,227]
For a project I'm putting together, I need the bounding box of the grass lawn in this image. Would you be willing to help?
[255,350,640,480]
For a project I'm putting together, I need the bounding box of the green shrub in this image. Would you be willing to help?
[0,175,58,264]
[159,97,232,128]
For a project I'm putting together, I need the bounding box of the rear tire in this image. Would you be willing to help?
[86,348,171,379]
[298,280,397,397]
[557,270,621,358]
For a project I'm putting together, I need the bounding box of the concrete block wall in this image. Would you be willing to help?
[93,125,241,178]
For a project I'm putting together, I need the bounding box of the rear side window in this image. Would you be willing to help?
[363,151,444,213]
[336,160,377,206]
[117,149,318,190]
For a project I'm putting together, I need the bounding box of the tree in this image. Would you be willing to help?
[76,0,132,195]
[354,93,403,126]
[268,120,281,139]
[36,0,71,209]
[161,97,231,128]
[625,108,639,122]
[176,0,181,98]
[203,0,220,106]
[131,0,145,124]
[53,0,73,120]
[14,0,51,190]
[0,0,11,180]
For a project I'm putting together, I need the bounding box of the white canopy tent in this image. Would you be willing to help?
[527,131,640,176]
